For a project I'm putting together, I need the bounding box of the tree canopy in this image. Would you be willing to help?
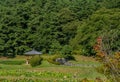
[0,0,119,57]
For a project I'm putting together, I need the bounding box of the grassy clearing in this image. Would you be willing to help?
[0,55,107,82]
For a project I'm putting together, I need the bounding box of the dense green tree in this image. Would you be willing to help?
[72,8,120,55]
[0,0,119,56]
[102,0,120,8]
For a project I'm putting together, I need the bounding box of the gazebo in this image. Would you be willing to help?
[24,49,42,64]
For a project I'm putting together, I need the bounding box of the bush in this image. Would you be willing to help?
[47,55,75,65]
[47,55,63,65]
[61,45,73,55]
[29,55,43,67]
[63,55,75,60]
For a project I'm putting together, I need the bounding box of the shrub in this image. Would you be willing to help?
[94,30,120,82]
[29,55,43,67]
[47,55,63,65]
[61,45,73,55]
[47,55,75,65]
[60,45,75,60]
[63,55,75,60]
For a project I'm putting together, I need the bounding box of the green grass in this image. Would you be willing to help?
[0,60,25,65]
[0,55,108,82]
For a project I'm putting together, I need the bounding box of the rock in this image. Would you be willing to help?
[55,58,67,64]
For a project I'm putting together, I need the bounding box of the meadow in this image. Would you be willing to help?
[0,55,107,82]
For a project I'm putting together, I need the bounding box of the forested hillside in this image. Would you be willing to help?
[0,0,120,57]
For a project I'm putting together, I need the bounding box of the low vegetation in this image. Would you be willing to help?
[0,55,107,82]
[29,55,43,67]
[0,60,25,65]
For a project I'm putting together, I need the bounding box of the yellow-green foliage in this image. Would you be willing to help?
[96,52,120,82]
[47,55,63,65]
[29,55,43,67]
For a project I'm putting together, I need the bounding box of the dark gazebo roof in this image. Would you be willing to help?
[24,49,42,56]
